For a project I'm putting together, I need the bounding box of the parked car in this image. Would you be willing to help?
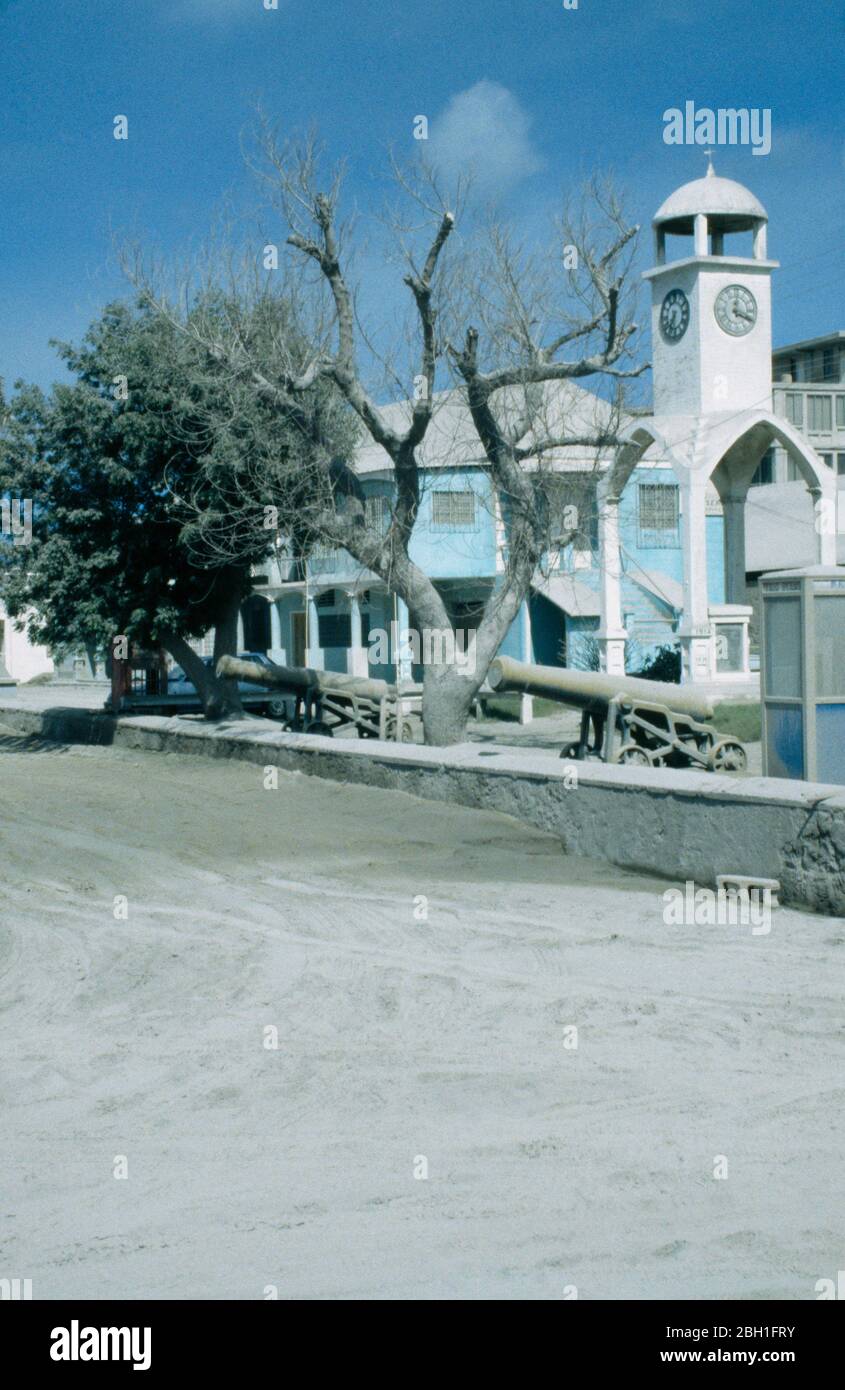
[166,653,294,721]
[236,651,294,720]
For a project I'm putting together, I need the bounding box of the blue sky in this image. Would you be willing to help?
[1,0,842,395]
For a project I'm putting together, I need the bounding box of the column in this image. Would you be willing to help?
[347,589,368,677]
[722,497,747,605]
[814,472,839,566]
[693,212,708,257]
[519,598,533,724]
[678,477,713,682]
[269,600,282,659]
[596,478,627,676]
[236,612,245,653]
[306,593,320,667]
[394,597,413,683]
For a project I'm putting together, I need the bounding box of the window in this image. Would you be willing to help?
[808,394,833,433]
[837,454,845,476]
[316,589,336,609]
[431,490,476,528]
[638,483,680,548]
[837,397,845,429]
[786,458,802,482]
[784,394,803,428]
[715,622,743,674]
[822,348,837,382]
[364,494,391,533]
[819,453,834,470]
[750,449,775,487]
[541,476,598,552]
[317,613,351,648]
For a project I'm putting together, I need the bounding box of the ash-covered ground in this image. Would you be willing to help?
[0,727,842,1299]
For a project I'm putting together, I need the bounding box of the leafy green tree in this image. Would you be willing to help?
[0,297,354,716]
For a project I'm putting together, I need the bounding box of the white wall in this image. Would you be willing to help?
[745,482,845,572]
[0,605,54,682]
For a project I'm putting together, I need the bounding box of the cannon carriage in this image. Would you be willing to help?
[216,655,415,741]
[487,656,746,772]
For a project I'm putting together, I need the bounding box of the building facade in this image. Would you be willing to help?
[239,166,840,692]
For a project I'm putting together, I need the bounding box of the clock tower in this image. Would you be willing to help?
[643,160,778,417]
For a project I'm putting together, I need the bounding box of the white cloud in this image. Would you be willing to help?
[427,81,543,199]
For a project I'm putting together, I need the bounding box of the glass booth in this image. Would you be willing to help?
[760,565,845,783]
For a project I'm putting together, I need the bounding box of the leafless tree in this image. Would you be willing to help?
[129,129,647,745]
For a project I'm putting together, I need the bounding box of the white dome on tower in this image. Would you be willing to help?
[654,163,767,234]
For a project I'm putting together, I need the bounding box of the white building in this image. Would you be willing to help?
[0,602,54,684]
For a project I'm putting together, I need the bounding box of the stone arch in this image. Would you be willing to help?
[704,411,837,601]
[606,421,679,498]
[706,410,833,503]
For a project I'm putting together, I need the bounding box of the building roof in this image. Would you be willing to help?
[354,379,616,476]
[773,331,845,357]
[530,572,602,618]
[654,165,767,234]
[628,568,684,612]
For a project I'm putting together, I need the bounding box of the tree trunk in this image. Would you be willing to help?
[420,664,479,746]
[162,627,244,720]
[211,587,245,718]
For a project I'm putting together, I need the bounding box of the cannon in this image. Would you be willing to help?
[487,656,747,771]
[216,656,415,741]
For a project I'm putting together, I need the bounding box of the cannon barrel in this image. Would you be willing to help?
[487,655,714,721]
[216,655,394,701]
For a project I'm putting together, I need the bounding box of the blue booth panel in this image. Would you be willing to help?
[765,704,804,780]
[815,704,845,785]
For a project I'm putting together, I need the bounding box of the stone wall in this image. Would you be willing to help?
[3,702,844,914]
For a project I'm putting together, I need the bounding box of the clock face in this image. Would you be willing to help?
[715,284,757,336]
[660,288,690,343]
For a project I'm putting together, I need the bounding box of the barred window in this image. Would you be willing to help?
[364,494,391,532]
[638,483,680,548]
[784,394,803,428]
[431,490,476,528]
[808,395,832,432]
[317,613,351,648]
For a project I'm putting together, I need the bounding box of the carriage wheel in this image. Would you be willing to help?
[305,720,334,737]
[560,740,582,761]
[707,738,747,772]
[614,743,654,766]
[385,716,414,742]
[268,698,289,720]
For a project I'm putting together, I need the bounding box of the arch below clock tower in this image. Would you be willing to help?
[596,410,838,682]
